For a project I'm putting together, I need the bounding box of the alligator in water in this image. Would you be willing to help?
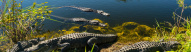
[50,15,107,27]
[71,18,107,27]
[9,33,117,52]
[115,41,181,52]
[7,37,45,52]
[63,6,110,16]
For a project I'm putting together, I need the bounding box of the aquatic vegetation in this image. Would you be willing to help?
[83,25,108,33]
[60,26,80,34]
[112,22,154,42]
[134,25,155,36]
[1,0,190,51]
[92,18,104,23]
[113,22,139,31]
[83,18,112,34]
[31,18,155,44]
[82,19,155,43]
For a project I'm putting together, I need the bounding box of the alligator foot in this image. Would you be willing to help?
[58,42,70,52]
[87,37,99,52]
[28,37,45,45]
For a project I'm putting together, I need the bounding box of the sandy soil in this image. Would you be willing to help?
[99,42,132,52]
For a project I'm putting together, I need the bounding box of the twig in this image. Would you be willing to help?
[174,12,190,23]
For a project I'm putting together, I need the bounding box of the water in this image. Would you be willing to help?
[0,0,190,50]
[21,0,191,31]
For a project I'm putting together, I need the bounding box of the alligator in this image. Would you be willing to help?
[71,18,107,27]
[63,6,110,16]
[23,33,117,52]
[7,37,45,52]
[50,15,107,27]
[115,41,181,52]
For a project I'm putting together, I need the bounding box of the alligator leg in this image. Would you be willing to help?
[28,37,45,45]
[57,42,70,52]
[87,37,99,52]
[17,41,23,51]
[38,37,45,41]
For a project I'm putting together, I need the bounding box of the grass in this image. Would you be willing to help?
[0,0,191,52]
[151,0,191,51]
[0,15,189,52]
[0,0,52,43]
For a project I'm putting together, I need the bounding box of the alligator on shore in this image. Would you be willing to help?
[50,15,107,27]
[7,37,45,52]
[8,33,117,52]
[115,41,181,52]
[63,6,110,16]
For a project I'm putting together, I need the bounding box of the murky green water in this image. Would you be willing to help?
[21,0,191,31]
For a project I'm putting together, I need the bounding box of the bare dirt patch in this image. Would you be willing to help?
[99,42,132,52]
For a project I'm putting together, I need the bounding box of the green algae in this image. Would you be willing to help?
[30,19,155,43]
[0,18,156,51]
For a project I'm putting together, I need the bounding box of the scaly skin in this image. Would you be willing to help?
[63,6,95,12]
[24,33,117,52]
[71,18,107,27]
[45,15,107,27]
[115,41,181,52]
[63,6,110,16]
[7,37,45,52]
